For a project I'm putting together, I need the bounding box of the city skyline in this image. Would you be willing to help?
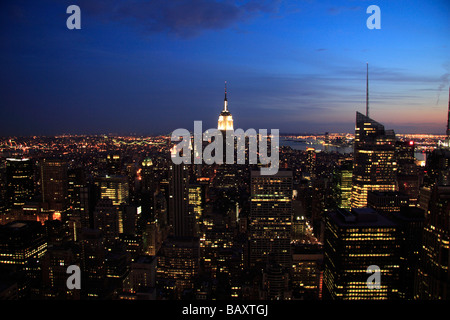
[1,0,449,136]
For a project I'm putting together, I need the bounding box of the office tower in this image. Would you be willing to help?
[395,140,420,204]
[68,167,86,212]
[5,158,34,207]
[104,248,130,297]
[106,153,122,175]
[305,147,316,178]
[40,158,68,211]
[447,87,450,147]
[415,185,450,299]
[141,157,156,193]
[125,255,157,295]
[158,162,200,298]
[41,243,79,300]
[260,261,291,300]
[367,191,409,213]
[154,191,168,229]
[95,175,129,206]
[93,198,121,249]
[200,210,240,281]
[423,148,450,186]
[217,82,234,131]
[351,112,397,208]
[188,183,203,233]
[291,243,323,300]
[80,228,106,299]
[169,163,194,237]
[323,208,400,300]
[121,204,140,235]
[249,170,293,269]
[386,206,425,300]
[143,221,162,256]
[0,220,47,266]
[156,236,200,299]
[337,160,353,209]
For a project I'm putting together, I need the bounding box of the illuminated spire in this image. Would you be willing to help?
[447,87,450,142]
[366,62,369,118]
[223,81,228,112]
[218,81,233,131]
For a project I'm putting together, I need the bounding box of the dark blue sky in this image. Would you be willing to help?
[0,0,449,136]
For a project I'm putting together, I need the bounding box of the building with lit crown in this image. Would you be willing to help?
[217,82,233,131]
[351,112,397,208]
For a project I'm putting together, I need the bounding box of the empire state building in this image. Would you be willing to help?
[217,82,234,131]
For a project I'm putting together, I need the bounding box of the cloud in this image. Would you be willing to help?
[78,0,284,38]
[435,62,450,105]
[327,6,361,16]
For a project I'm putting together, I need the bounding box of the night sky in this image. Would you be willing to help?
[0,0,449,136]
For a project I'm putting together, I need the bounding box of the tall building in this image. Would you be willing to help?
[305,147,316,178]
[0,220,47,266]
[93,198,121,249]
[323,208,400,300]
[415,185,450,299]
[395,140,420,204]
[156,236,200,299]
[367,191,409,213]
[40,158,68,211]
[141,157,156,193]
[95,175,129,206]
[337,160,353,209]
[5,158,34,207]
[217,82,234,131]
[188,183,203,234]
[351,112,397,208]
[41,243,80,300]
[387,206,425,300]
[168,163,194,237]
[249,170,293,269]
[80,228,106,299]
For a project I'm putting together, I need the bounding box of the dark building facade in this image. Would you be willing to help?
[323,208,400,300]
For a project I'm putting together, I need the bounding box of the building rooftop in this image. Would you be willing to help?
[329,207,397,228]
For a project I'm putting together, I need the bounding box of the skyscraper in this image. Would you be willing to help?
[95,175,129,206]
[249,170,293,269]
[168,163,194,237]
[0,220,47,266]
[217,82,233,132]
[323,208,400,300]
[337,160,353,209]
[93,198,121,249]
[351,112,397,208]
[5,158,34,207]
[415,185,450,299]
[395,140,420,205]
[40,158,68,211]
[156,236,200,299]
